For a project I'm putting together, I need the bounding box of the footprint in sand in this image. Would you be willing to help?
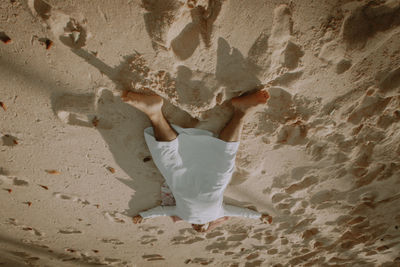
[101,238,124,245]
[186,257,215,265]
[170,1,223,59]
[0,175,29,186]
[58,227,83,234]
[28,0,89,49]
[59,18,88,49]
[206,230,224,239]
[53,89,114,129]
[247,4,305,86]
[1,134,19,147]
[141,0,183,51]
[5,218,19,226]
[205,239,242,252]
[142,254,165,261]
[53,192,90,205]
[28,0,51,20]
[285,176,318,194]
[138,225,161,233]
[170,227,206,245]
[248,31,270,69]
[9,251,40,265]
[5,218,45,236]
[142,0,223,58]
[271,192,290,204]
[276,120,308,145]
[318,39,352,74]
[226,233,248,242]
[102,211,126,224]
[22,226,45,237]
[21,239,49,249]
[171,234,204,245]
[265,5,304,83]
[140,235,158,245]
[250,229,277,245]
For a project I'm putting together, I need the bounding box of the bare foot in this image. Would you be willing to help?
[231,89,269,114]
[121,90,163,116]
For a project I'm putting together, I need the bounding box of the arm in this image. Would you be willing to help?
[133,206,177,224]
[223,204,272,224]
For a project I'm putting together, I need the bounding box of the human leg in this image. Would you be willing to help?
[218,90,269,142]
[122,91,178,141]
[218,109,246,142]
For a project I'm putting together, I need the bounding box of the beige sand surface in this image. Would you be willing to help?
[1,0,400,266]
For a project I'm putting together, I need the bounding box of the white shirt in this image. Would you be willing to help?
[140,125,262,224]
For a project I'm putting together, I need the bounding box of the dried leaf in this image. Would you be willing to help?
[92,116,99,127]
[46,170,60,175]
[107,167,115,173]
[143,156,152,162]
[45,39,53,50]
[0,102,6,111]
[0,32,11,44]
[39,185,48,190]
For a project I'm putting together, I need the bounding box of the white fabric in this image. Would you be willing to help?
[139,124,262,224]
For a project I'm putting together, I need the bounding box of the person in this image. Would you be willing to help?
[122,88,273,233]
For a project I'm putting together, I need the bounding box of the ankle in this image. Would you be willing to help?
[148,110,163,121]
[233,108,247,120]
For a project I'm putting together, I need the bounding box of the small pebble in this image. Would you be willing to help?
[0,102,7,111]
[0,32,11,44]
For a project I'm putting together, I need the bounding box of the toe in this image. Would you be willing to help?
[261,90,269,99]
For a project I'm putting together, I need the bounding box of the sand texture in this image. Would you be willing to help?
[1,0,400,266]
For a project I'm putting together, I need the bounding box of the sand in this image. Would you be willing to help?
[1,0,400,266]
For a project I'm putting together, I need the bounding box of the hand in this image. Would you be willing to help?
[132,215,143,224]
[260,213,273,224]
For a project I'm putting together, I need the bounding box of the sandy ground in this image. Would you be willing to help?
[1,0,400,266]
